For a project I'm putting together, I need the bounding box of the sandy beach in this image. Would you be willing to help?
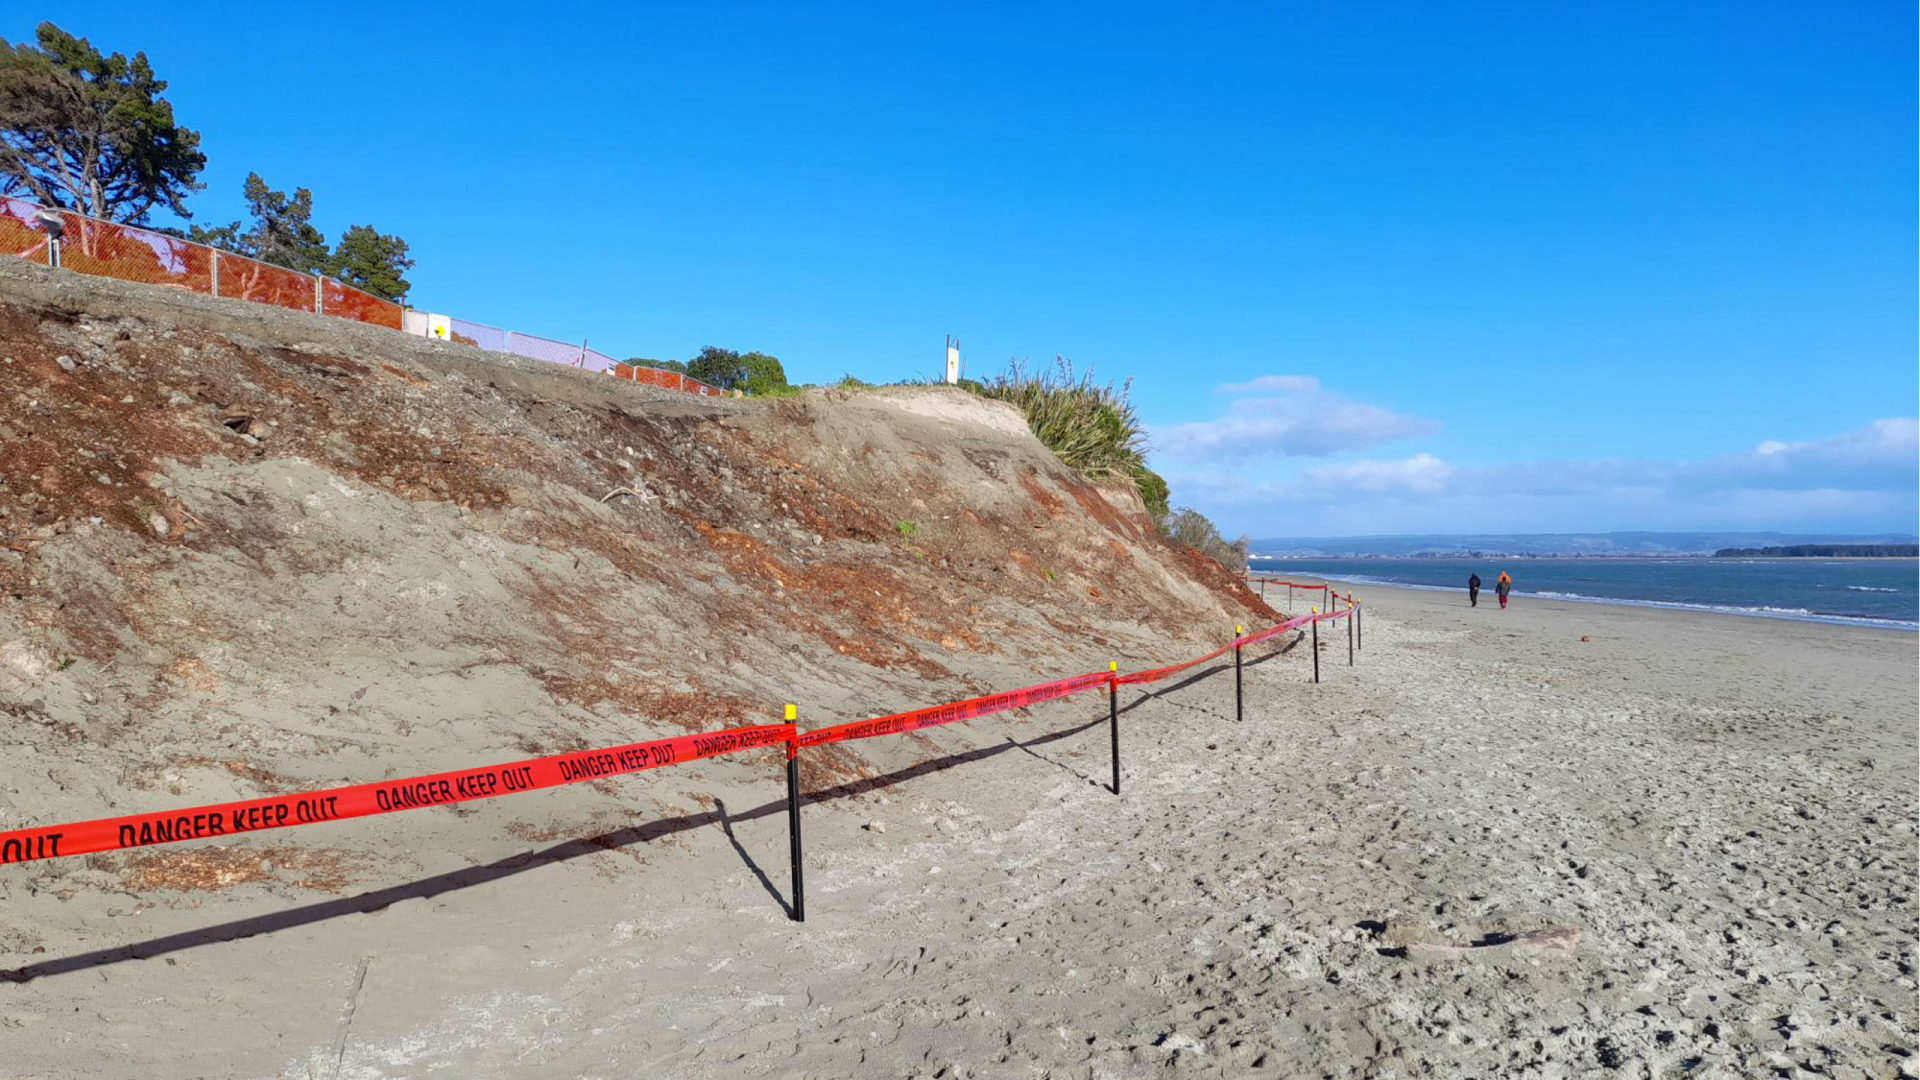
[0,584,1910,1078]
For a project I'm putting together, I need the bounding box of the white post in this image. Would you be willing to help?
[313,274,323,314]
[945,335,961,385]
[211,250,220,297]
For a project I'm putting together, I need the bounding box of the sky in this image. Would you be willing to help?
[20,2,1919,537]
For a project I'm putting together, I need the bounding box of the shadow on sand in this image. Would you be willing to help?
[4,634,1307,982]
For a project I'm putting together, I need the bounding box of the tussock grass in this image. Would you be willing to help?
[957,356,1245,573]
[970,356,1146,483]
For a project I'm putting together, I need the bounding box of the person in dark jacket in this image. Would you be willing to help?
[1468,573,1481,607]
[1496,570,1512,610]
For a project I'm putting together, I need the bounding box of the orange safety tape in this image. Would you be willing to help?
[797,671,1113,747]
[0,723,794,867]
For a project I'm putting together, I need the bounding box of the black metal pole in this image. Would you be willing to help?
[1348,605,1354,666]
[1357,601,1362,650]
[1233,626,1243,721]
[784,704,804,923]
[1107,663,1120,795]
[1311,613,1320,684]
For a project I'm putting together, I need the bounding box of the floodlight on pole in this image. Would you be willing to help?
[35,210,64,268]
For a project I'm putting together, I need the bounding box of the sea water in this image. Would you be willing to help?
[1248,557,1918,630]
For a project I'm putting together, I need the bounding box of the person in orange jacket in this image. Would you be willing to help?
[1496,571,1512,609]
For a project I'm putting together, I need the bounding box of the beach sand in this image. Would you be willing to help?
[5,586,1915,1078]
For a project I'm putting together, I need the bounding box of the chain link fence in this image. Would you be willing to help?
[1,196,402,329]
[0,196,721,396]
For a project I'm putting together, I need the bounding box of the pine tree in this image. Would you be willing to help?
[328,224,412,301]
[0,22,205,223]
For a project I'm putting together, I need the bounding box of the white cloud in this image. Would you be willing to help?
[1155,379,1439,459]
[1300,453,1452,495]
[1216,374,1322,395]
[1160,418,1920,535]
[1675,418,1919,493]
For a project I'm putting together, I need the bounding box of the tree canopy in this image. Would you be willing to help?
[189,173,329,274]
[687,346,790,394]
[0,22,205,224]
[327,224,412,302]
[626,357,688,374]
[189,173,414,301]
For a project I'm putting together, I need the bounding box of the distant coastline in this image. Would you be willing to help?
[1248,530,1919,560]
[1244,555,1916,630]
[1252,552,1919,561]
[1713,544,1918,558]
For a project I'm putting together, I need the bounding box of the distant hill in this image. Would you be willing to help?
[1249,531,1920,558]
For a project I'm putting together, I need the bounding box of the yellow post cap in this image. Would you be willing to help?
[1109,661,1118,672]
[1235,624,1243,634]
[783,703,797,721]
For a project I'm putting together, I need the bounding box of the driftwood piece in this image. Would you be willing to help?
[599,485,656,505]
[1404,926,1581,958]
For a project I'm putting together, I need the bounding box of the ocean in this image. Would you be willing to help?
[1248,557,1918,630]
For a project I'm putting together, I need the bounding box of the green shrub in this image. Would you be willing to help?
[626,357,688,374]
[970,357,1144,482]
[952,358,1240,572]
[1162,507,1249,574]
[1134,467,1171,524]
[687,346,791,396]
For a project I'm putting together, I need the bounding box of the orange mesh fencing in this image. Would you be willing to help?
[52,212,216,294]
[1,197,401,331]
[612,362,725,397]
[0,201,52,261]
[4,198,714,399]
[211,254,313,313]
[320,277,404,330]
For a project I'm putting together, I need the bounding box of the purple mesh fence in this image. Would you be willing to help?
[505,332,592,369]
[448,318,507,352]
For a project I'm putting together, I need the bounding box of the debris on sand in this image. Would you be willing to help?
[1402,926,1581,959]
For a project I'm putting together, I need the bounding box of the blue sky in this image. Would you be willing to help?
[23,2,1919,536]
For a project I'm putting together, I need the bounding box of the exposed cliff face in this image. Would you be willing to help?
[0,257,1275,896]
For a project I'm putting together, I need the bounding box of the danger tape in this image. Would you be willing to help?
[0,595,1364,874]
[0,723,794,867]
[1114,641,1234,687]
[798,671,1114,747]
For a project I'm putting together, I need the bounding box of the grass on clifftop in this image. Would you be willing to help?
[963,358,1246,575]
[966,356,1172,521]
[969,357,1146,483]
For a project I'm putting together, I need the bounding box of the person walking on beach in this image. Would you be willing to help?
[1496,571,1512,610]
[1468,572,1482,607]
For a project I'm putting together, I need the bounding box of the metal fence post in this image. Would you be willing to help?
[1107,662,1120,795]
[1348,603,1354,666]
[312,274,323,314]
[784,704,804,923]
[210,250,220,297]
[1311,610,1320,684]
[1233,625,1244,721]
